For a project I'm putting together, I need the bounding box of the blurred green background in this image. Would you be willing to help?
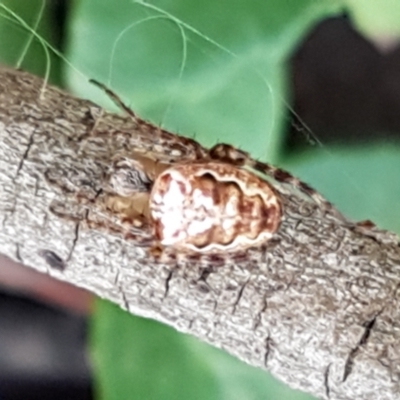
[1,0,400,399]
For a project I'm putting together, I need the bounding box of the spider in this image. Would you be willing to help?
[52,80,347,259]
[95,146,283,257]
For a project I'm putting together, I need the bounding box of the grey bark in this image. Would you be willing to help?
[1,66,400,400]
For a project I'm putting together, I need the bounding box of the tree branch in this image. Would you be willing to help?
[1,66,400,400]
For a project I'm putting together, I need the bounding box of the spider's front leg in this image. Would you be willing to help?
[44,152,159,247]
[89,79,137,119]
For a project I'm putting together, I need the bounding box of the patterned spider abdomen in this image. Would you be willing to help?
[149,162,281,253]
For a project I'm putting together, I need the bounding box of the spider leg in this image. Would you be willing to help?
[89,79,137,119]
[86,217,153,245]
[209,143,334,209]
[89,81,207,164]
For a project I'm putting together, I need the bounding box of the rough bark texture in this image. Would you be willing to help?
[1,66,400,400]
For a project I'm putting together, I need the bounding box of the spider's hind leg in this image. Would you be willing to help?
[209,143,335,211]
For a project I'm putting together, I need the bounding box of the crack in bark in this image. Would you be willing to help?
[253,295,268,330]
[324,363,331,399]
[164,269,173,298]
[67,220,81,262]
[113,269,121,286]
[232,279,249,314]
[342,316,378,382]
[15,129,35,178]
[264,334,272,368]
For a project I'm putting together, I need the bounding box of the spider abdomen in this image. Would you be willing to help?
[150,162,282,253]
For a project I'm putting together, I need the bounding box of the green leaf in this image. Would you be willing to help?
[66,0,341,161]
[343,0,400,45]
[0,0,62,84]
[283,144,400,235]
[91,300,219,400]
[91,300,314,400]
